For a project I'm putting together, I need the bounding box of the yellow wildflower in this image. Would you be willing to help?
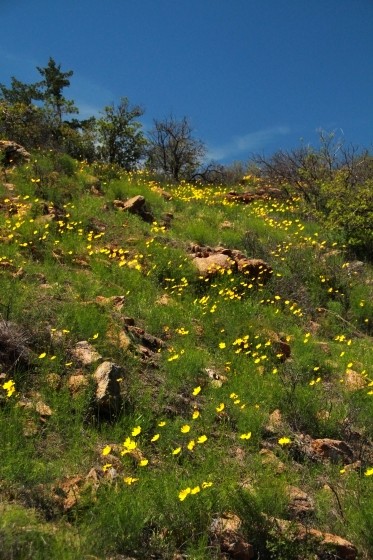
[172,447,182,455]
[123,476,139,485]
[239,432,252,440]
[178,487,191,501]
[278,437,291,446]
[131,426,141,437]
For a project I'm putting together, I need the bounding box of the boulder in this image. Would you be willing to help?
[114,195,154,223]
[193,253,233,276]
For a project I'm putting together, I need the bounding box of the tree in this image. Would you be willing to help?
[146,115,206,182]
[37,57,77,125]
[0,76,43,106]
[96,97,146,170]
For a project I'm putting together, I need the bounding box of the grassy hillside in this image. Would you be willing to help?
[1,152,372,560]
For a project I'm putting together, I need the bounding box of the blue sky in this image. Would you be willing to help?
[1,0,372,163]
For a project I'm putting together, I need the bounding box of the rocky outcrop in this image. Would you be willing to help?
[93,361,124,418]
[0,140,30,166]
[188,244,272,281]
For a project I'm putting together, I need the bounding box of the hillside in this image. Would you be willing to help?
[1,149,373,560]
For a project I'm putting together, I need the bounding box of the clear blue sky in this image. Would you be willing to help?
[1,0,372,163]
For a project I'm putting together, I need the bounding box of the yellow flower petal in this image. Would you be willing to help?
[102,445,112,456]
[123,476,139,485]
[278,437,291,446]
[172,447,182,455]
[239,432,252,440]
[178,487,191,501]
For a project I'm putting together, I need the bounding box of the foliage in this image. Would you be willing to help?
[320,172,373,258]
[96,97,146,170]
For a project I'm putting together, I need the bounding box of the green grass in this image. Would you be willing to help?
[1,151,372,559]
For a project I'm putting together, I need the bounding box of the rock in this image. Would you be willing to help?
[311,438,354,464]
[269,517,357,560]
[346,261,364,275]
[114,195,154,223]
[93,361,123,418]
[236,258,273,282]
[71,341,102,365]
[205,367,228,387]
[107,326,131,351]
[68,374,89,396]
[156,294,172,305]
[0,140,30,165]
[95,295,126,310]
[126,325,165,352]
[220,220,234,229]
[265,409,284,435]
[344,369,366,391]
[35,400,53,417]
[17,393,52,418]
[52,476,84,511]
[193,253,234,276]
[286,485,315,518]
[292,434,354,465]
[210,512,254,560]
[188,244,272,282]
[259,448,286,473]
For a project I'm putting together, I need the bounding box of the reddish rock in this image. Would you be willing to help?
[311,438,354,464]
